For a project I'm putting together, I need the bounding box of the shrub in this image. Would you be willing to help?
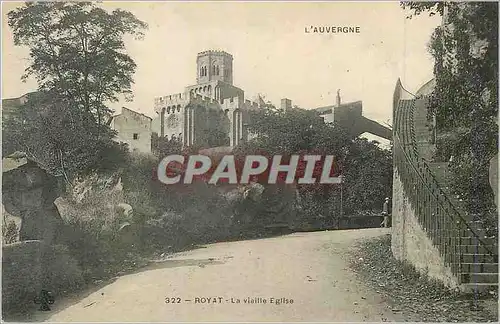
[3,220,19,244]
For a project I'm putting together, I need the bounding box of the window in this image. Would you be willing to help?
[216,66,220,75]
[133,133,139,140]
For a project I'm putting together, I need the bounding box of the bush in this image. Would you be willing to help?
[3,220,19,244]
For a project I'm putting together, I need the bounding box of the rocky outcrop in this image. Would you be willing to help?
[2,157,64,244]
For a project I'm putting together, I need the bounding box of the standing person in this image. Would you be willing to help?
[381,197,390,228]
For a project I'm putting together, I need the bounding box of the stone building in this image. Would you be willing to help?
[1,92,38,123]
[108,107,152,154]
[307,90,391,140]
[152,50,263,148]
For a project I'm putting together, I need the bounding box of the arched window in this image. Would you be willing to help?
[216,66,220,76]
[177,105,181,112]
[200,67,203,77]
[167,107,171,114]
[212,65,216,74]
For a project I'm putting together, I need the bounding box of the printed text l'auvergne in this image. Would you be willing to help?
[305,26,361,34]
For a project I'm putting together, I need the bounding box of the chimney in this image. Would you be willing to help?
[281,98,292,112]
[336,89,341,107]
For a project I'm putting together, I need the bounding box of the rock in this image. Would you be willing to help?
[116,203,133,218]
[2,158,64,245]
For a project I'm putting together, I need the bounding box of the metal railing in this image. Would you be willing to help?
[393,98,496,280]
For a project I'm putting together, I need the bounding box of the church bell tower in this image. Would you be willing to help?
[196,50,233,85]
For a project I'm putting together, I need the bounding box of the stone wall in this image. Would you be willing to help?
[391,168,459,289]
[2,240,84,314]
[110,107,152,154]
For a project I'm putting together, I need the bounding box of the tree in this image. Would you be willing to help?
[5,2,148,179]
[8,2,147,128]
[343,138,393,214]
[401,2,498,218]
[2,93,128,179]
[152,133,182,158]
[401,1,447,19]
[236,106,393,223]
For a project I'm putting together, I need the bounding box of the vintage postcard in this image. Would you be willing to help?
[1,1,498,322]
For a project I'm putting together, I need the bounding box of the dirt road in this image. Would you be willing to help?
[34,228,401,322]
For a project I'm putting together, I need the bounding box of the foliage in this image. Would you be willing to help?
[5,2,147,180]
[343,138,393,214]
[7,2,148,127]
[241,106,348,155]
[401,2,498,217]
[401,1,447,19]
[236,106,393,220]
[152,133,183,158]
[201,127,230,148]
[2,92,129,180]
[3,220,19,244]
[448,152,496,217]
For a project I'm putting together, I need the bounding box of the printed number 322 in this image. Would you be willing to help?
[165,297,181,304]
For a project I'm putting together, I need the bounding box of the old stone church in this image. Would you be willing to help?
[149,50,391,152]
[151,50,264,149]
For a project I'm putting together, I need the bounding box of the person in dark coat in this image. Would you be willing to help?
[381,197,390,228]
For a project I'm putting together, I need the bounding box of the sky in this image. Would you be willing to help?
[2,1,441,144]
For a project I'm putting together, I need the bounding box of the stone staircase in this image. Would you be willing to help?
[412,97,498,293]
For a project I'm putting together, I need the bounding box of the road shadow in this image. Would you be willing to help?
[5,256,226,323]
[127,257,226,275]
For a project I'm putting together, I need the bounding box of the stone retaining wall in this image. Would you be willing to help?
[391,168,459,289]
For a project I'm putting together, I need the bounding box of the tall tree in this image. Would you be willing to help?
[401,2,498,217]
[5,2,148,179]
[8,2,147,129]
